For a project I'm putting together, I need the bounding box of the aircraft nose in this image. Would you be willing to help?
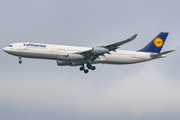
[3,47,8,52]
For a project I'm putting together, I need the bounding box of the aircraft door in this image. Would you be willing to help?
[18,43,23,51]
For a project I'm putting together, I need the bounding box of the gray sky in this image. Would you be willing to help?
[0,0,180,120]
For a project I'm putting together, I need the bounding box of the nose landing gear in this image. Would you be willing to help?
[18,56,22,64]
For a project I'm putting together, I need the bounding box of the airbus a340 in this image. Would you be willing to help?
[3,32,174,73]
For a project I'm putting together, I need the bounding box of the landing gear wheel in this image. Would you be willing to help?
[79,66,84,71]
[84,69,89,74]
[19,60,22,64]
[87,63,92,69]
[87,66,91,69]
[18,56,22,64]
[87,63,91,67]
[91,66,96,70]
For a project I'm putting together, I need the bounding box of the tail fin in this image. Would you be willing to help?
[139,32,169,53]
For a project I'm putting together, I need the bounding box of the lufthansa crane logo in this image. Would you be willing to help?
[154,38,163,47]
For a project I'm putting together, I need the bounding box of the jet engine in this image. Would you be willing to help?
[57,61,71,66]
[67,53,84,60]
[57,61,83,66]
[92,47,109,55]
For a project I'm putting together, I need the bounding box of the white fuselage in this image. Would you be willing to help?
[3,42,157,65]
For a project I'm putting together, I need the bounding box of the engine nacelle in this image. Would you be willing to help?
[70,63,84,66]
[92,47,109,55]
[57,61,83,66]
[67,53,84,60]
[57,61,71,66]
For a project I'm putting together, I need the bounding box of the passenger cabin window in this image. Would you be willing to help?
[7,45,13,47]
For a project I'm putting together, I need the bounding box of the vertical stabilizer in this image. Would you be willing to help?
[139,32,168,53]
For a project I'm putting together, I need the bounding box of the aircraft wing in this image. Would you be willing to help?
[77,34,138,61]
[103,34,138,51]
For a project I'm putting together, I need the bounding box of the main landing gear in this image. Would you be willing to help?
[86,63,96,71]
[18,56,22,64]
[79,63,96,74]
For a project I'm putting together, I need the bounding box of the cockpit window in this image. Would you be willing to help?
[7,45,13,47]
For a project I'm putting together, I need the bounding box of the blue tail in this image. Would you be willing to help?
[139,32,169,53]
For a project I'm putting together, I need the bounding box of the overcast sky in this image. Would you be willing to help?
[0,0,180,120]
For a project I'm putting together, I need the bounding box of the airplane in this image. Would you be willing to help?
[3,32,175,73]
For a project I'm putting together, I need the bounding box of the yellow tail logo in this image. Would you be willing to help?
[154,38,163,47]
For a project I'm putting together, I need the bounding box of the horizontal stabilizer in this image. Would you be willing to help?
[150,50,175,59]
